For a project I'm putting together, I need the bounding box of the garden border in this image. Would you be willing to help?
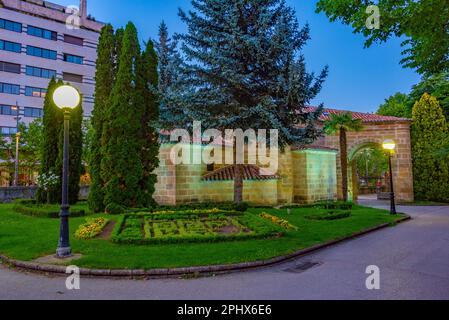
[0,215,411,279]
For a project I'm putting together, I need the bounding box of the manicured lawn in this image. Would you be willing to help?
[0,204,406,270]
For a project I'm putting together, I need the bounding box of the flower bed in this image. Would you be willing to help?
[259,213,298,230]
[111,212,283,245]
[75,218,110,240]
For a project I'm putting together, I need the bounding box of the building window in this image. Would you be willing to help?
[24,107,43,118]
[63,72,83,83]
[27,25,57,41]
[0,39,21,53]
[0,82,20,95]
[64,35,83,46]
[25,86,47,98]
[26,46,57,60]
[0,18,22,33]
[26,66,56,79]
[0,61,21,74]
[1,127,18,136]
[0,105,19,116]
[63,53,83,65]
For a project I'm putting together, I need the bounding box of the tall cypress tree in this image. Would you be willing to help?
[37,78,63,204]
[412,93,449,202]
[174,0,327,202]
[89,24,115,212]
[136,40,160,207]
[101,22,144,210]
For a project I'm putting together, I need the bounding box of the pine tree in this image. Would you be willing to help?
[88,24,115,212]
[412,93,449,202]
[174,0,328,202]
[101,22,144,210]
[37,78,63,204]
[136,40,160,207]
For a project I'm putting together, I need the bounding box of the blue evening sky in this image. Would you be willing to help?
[64,0,421,113]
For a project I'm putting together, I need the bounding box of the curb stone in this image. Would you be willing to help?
[0,215,411,279]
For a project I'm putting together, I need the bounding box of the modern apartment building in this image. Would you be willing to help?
[0,0,103,135]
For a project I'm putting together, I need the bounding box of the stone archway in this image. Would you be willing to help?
[323,120,414,203]
[347,141,385,202]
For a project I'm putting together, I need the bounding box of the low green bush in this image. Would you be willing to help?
[305,210,352,221]
[125,202,251,214]
[105,203,126,215]
[13,200,85,219]
[316,201,354,210]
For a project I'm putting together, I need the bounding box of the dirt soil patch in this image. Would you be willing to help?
[97,221,116,240]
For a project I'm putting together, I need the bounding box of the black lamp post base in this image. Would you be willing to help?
[56,247,72,258]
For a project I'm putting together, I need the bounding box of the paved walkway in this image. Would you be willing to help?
[1,202,449,300]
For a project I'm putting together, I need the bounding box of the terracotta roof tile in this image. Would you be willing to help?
[202,165,279,182]
[304,107,411,123]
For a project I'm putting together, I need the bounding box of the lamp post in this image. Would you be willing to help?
[53,85,80,258]
[382,139,397,215]
[11,103,20,187]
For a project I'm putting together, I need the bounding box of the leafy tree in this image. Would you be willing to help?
[409,72,449,120]
[355,148,388,180]
[411,93,449,202]
[20,119,44,182]
[136,40,160,207]
[173,0,328,203]
[316,0,449,76]
[324,113,364,202]
[101,22,145,210]
[37,78,63,204]
[89,24,116,212]
[377,92,411,118]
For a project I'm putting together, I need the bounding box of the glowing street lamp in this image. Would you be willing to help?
[382,139,397,215]
[53,85,80,258]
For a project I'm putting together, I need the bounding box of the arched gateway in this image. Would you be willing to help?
[154,108,414,205]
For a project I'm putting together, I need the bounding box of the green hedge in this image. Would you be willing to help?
[13,200,86,219]
[124,202,250,214]
[282,201,354,210]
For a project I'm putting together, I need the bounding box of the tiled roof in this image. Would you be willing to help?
[202,165,279,182]
[304,107,411,123]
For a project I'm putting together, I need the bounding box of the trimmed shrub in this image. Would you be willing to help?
[305,211,351,221]
[13,200,85,219]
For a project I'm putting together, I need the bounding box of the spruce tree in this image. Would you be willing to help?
[155,22,185,128]
[136,40,160,207]
[88,24,115,212]
[412,93,449,202]
[175,0,327,202]
[101,22,144,210]
[37,78,63,204]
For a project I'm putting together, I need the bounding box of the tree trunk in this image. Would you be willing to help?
[234,164,244,204]
[340,128,348,202]
[46,190,51,205]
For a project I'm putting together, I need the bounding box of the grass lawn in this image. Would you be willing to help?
[0,204,406,270]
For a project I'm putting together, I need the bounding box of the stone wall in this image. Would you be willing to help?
[292,150,338,203]
[0,186,38,203]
